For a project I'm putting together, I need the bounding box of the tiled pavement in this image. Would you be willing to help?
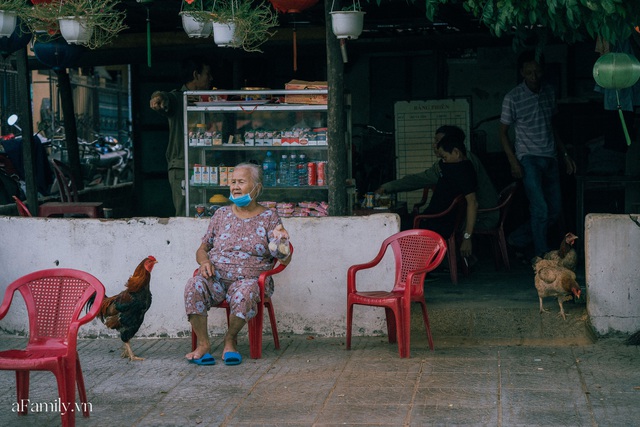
[1,260,639,426]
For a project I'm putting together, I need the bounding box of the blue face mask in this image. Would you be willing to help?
[229,185,257,208]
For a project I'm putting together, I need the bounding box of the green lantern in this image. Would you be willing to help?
[593,52,640,89]
[592,53,640,145]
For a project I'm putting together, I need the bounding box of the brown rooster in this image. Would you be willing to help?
[533,257,581,320]
[543,232,578,271]
[89,256,157,361]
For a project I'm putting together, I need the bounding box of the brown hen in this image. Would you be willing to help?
[533,257,581,320]
[543,232,578,271]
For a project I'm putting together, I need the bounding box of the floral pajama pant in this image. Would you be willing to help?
[184,274,261,320]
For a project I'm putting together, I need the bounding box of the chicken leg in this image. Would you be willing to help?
[538,297,550,315]
[121,341,144,361]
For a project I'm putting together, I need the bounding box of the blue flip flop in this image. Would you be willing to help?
[223,351,242,366]
[189,352,216,366]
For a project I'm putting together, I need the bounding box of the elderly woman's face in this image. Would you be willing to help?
[229,167,256,197]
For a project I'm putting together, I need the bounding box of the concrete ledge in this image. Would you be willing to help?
[586,213,640,335]
[0,214,400,338]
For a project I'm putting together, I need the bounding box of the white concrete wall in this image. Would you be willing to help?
[0,214,400,338]
[585,214,640,334]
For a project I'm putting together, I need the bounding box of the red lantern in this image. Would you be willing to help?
[268,0,320,72]
[269,0,319,14]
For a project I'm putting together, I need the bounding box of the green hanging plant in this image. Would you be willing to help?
[210,0,278,53]
[24,0,127,50]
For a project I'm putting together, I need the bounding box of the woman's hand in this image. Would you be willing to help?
[199,260,214,279]
[272,224,289,240]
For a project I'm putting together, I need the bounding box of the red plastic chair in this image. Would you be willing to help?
[411,185,436,216]
[190,243,293,359]
[475,182,519,271]
[346,229,447,358]
[12,195,32,217]
[413,194,468,284]
[39,160,104,218]
[0,268,105,427]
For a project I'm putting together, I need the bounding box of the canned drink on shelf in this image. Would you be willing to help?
[317,161,326,186]
[307,162,317,186]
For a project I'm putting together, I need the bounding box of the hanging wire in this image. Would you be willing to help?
[146,6,151,67]
[616,90,632,146]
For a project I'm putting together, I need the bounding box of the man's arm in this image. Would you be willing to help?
[376,162,440,194]
[149,90,174,117]
[499,122,522,179]
[459,192,478,258]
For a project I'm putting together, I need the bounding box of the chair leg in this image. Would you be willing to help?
[385,307,397,343]
[55,366,75,427]
[15,370,29,415]
[75,356,91,417]
[498,230,510,270]
[448,242,459,284]
[248,304,264,359]
[418,300,434,351]
[191,329,197,352]
[264,300,280,350]
[346,301,354,350]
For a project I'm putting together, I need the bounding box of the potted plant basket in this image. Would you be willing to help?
[330,0,365,40]
[24,0,127,49]
[180,0,213,38]
[0,0,30,38]
[211,0,278,52]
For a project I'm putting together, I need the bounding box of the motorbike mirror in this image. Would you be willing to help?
[7,114,21,132]
[7,114,18,127]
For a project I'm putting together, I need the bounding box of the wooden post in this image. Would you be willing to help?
[56,68,84,190]
[325,0,348,216]
[14,47,37,212]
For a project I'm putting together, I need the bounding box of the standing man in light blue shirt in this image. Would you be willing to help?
[499,50,577,260]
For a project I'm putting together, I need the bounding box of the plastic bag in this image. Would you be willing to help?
[268,236,290,260]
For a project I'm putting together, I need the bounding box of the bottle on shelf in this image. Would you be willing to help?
[278,154,289,186]
[298,154,308,186]
[288,154,298,187]
[262,151,277,187]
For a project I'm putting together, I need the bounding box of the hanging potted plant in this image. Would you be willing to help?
[24,0,127,49]
[180,0,213,38]
[330,0,365,40]
[211,0,278,52]
[0,0,30,38]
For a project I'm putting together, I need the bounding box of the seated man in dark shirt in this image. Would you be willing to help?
[417,133,478,259]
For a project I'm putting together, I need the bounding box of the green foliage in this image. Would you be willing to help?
[211,0,278,53]
[24,0,127,49]
[417,0,640,47]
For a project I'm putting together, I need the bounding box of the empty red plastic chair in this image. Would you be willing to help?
[346,229,447,358]
[475,182,519,270]
[191,243,293,359]
[0,268,105,427]
[413,194,468,284]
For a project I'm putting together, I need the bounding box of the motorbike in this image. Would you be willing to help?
[48,124,132,188]
[0,114,54,199]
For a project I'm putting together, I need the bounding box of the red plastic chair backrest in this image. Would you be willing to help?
[383,229,447,297]
[51,159,79,203]
[0,269,105,351]
[12,195,32,217]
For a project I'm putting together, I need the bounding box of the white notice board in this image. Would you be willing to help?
[394,98,471,209]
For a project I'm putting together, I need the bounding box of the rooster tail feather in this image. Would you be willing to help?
[84,292,96,314]
[625,330,640,345]
[97,295,117,323]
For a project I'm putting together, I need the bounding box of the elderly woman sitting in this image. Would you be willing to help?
[184,162,291,366]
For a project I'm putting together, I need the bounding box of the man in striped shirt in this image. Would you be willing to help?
[499,51,576,260]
